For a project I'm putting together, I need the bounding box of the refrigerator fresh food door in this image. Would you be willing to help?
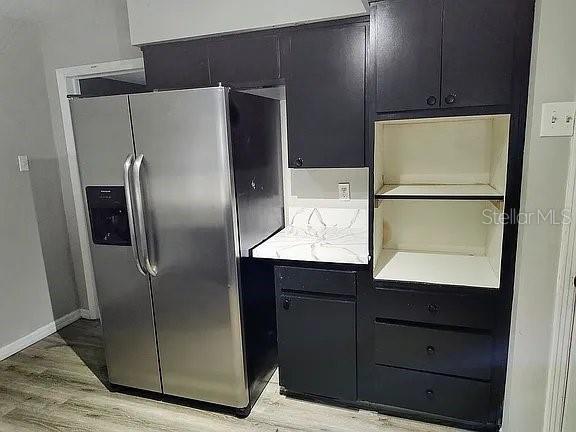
[70,95,162,392]
[129,88,248,407]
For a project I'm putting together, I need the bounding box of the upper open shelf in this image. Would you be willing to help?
[375,184,504,201]
[374,114,511,202]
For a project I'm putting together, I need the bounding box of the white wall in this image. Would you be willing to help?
[503,0,576,429]
[126,0,368,45]
[0,16,69,349]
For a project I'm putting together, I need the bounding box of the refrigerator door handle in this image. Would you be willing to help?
[123,154,147,276]
[133,154,158,277]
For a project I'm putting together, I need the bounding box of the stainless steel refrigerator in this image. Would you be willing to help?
[70,87,283,414]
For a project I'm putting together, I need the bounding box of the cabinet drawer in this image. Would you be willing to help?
[374,322,493,380]
[368,366,491,423]
[373,287,496,329]
[277,294,356,400]
[275,266,356,296]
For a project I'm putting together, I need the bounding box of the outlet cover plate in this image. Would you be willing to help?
[338,183,350,200]
[18,155,29,172]
[540,102,576,137]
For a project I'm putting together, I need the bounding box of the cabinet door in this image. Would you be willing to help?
[142,40,210,90]
[209,34,280,86]
[441,0,515,108]
[374,0,442,113]
[277,294,356,400]
[286,24,366,168]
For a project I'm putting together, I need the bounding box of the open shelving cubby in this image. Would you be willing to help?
[373,114,511,289]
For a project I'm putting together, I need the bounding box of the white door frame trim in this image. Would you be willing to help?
[56,58,145,320]
[543,131,576,432]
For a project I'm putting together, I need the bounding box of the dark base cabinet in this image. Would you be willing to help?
[367,366,492,424]
[277,294,356,400]
[358,282,501,431]
[274,265,359,402]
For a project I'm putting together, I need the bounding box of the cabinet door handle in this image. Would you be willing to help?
[445,94,456,105]
[283,299,291,310]
[295,157,304,168]
[426,96,437,106]
[426,345,436,355]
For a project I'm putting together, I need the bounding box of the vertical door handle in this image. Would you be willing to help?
[133,154,158,277]
[123,155,147,276]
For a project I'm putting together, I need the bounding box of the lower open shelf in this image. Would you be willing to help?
[374,249,500,289]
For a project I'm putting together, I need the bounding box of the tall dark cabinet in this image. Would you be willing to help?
[364,0,535,430]
[285,22,367,168]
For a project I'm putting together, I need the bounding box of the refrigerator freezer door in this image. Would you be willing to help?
[70,95,162,392]
[129,88,248,407]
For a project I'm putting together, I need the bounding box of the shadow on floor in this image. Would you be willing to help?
[56,318,112,390]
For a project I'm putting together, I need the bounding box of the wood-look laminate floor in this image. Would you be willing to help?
[0,319,462,432]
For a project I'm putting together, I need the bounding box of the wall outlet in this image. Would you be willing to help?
[540,102,576,137]
[338,182,350,200]
[17,155,29,172]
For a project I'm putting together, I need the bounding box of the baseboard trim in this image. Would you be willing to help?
[79,308,95,319]
[0,309,82,361]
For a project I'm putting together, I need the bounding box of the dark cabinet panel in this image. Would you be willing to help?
[374,322,493,380]
[366,366,492,423]
[277,294,356,400]
[374,0,442,112]
[142,40,210,90]
[286,23,366,168]
[275,266,356,296]
[371,286,496,330]
[441,0,515,108]
[209,34,280,86]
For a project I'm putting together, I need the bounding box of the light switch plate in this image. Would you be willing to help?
[17,155,29,172]
[540,102,576,137]
[338,182,350,200]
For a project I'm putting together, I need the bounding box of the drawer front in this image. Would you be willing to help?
[277,294,356,400]
[368,366,492,423]
[374,322,493,380]
[373,287,496,329]
[275,266,356,296]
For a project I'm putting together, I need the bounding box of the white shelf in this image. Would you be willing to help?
[375,184,504,200]
[374,249,499,288]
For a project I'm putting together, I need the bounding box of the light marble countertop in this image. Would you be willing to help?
[252,207,369,265]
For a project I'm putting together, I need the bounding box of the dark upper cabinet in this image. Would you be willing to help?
[374,0,443,113]
[286,23,366,168]
[208,34,281,87]
[277,294,357,400]
[441,0,515,108]
[142,40,210,90]
[374,0,515,113]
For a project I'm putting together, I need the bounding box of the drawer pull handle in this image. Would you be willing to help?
[283,299,290,310]
[426,345,436,355]
[427,304,439,314]
[425,389,435,399]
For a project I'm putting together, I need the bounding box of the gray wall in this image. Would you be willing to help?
[0,0,141,351]
[0,17,76,348]
[37,0,141,310]
[503,0,576,429]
